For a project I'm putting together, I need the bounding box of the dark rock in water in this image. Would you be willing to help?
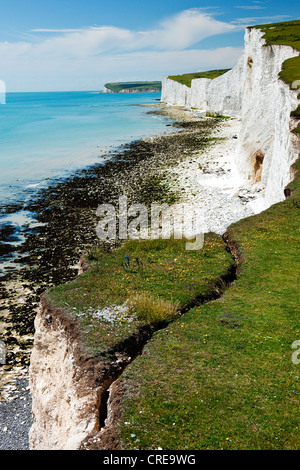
[0,242,15,257]
[0,223,21,243]
[1,203,24,215]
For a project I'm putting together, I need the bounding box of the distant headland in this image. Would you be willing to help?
[103,81,161,93]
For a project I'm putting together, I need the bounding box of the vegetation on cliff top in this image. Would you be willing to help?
[250,19,300,55]
[167,69,231,88]
[104,81,161,93]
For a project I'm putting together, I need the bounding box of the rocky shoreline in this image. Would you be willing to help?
[0,377,32,450]
[0,104,220,449]
[0,102,264,449]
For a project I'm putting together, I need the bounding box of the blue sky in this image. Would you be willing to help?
[0,0,299,91]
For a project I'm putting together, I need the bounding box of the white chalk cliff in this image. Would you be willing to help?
[161,26,300,212]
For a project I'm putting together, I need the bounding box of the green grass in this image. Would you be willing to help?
[104,82,162,93]
[118,160,300,450]
[250,20,300,133]
[167,70,231,88]
[251,20,300,59]
[46,235,234,356]
[127,293,181,325]
[206,112,231,120]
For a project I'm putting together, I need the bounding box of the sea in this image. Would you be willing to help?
[0,91,171,276]
[0,91,171,206]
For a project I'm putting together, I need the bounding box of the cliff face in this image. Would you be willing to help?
[29,292,135,450]
[103,86,113,93]
[29,258,154,450]
[161,27,300,211]
[190,57,244,118]
[29,295,104,450]
[235,27,299,210]
[161,77,191,107]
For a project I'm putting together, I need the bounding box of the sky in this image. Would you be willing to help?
[0,0,299,92]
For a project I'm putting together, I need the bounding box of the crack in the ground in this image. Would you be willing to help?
[80,233,240,450]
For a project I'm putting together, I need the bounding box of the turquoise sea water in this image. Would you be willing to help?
[0,91,172,274]
[0,91,168,208]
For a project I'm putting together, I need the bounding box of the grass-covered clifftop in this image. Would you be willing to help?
[250,19,300,72]
[104,81,161,93]
[167,69,230,88]
[46,235,235,356]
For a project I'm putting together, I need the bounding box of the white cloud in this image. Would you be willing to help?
[150,9,237,50]
[235,5,267,9]
[31,28,84,33]
[30,9,238,53]
[0,9,242,91]
[232,14,290,25]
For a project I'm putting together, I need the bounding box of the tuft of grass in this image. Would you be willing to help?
[206,112,231,120]
[127,293,180,325]
[291,105,300,119]
[168,70,231,88]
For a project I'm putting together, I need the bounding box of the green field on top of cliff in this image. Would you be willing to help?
[46,235,234,356]
[167,70,231,88]
[118,159,300,451]
[251,19,300,55]
[104,81,161,92]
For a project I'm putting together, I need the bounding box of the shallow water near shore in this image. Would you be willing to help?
[0,91,173,278]
[0,91,166,206]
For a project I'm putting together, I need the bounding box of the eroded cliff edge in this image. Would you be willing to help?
[29,271,155,450]
[29,243,238,450]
